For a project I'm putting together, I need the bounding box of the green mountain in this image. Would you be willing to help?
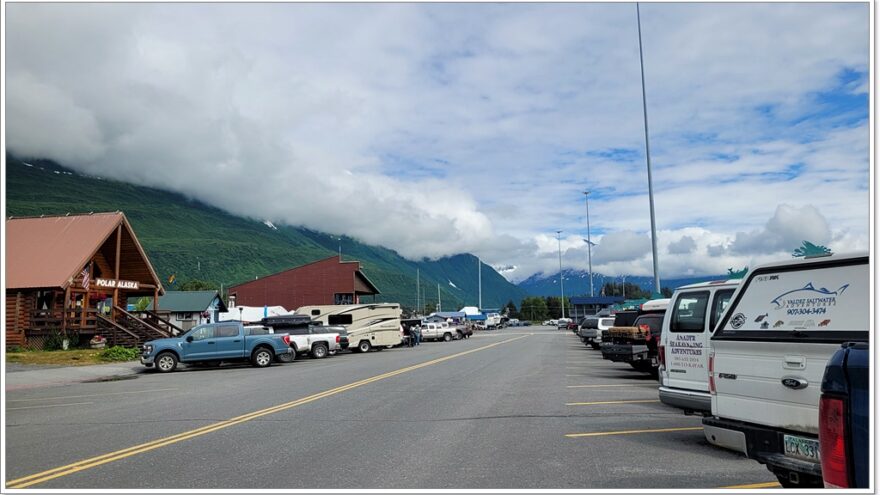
[5,155,527,311]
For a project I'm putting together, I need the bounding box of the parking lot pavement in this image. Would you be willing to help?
[5,327,779,489]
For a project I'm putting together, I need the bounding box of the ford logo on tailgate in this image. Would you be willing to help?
[781,377,808,390]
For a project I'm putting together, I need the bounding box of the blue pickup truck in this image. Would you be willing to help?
[140,321,293,373]
[819,342,869,488]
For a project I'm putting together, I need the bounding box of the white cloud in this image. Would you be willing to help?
[4,3,869,281]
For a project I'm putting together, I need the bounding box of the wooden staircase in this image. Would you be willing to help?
[141,310,185,336]
[95,307,176,348]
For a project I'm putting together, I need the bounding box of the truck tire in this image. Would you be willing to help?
[590,342,601,350]
[155,352,178,373]
[276,352,295,363]
[251,347,274,368]
[443,333,452,342]
[456,331,463,340]
[311,343,329,359]
[358,340,372,353]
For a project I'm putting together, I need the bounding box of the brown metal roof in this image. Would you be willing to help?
[5,212,163,292]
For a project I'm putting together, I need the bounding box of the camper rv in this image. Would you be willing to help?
[294,303,402,352]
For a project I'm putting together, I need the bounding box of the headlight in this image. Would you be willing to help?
[143,345,153,354]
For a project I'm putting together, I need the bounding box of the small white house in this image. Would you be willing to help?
[154,290,227,331]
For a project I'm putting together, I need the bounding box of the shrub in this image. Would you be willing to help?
[99,346,140,362]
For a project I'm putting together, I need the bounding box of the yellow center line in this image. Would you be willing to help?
[719,481,783,489]
[7,334,529,489]
[566,399,661,406]
[7,388,179,402]
[566,426,703,438]
[566,384,653,388]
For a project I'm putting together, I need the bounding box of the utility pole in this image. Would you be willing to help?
[416,268,420,316]
[437,283,441,312]
[477,256,482,310]
[637,2,661,295]
[622,275,626,299]
[583,191,594,297]
[557,231,565,320]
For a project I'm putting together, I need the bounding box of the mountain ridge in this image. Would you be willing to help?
[5,154,527,310]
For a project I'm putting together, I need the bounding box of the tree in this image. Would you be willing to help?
[134,296,152,311]
[792,241,832,258]
[503,300,519,319]
[660,287,673,298]
[178,279,218,291]
[423,302,436,314]
[519,296,548,322]
[726,266,748,279]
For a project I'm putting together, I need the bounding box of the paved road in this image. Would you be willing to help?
[5,327,779,489]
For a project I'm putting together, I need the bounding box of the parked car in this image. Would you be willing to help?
[578,315,616,349]
[485,313,502,329]
[657,279,739,415]
[567,320,579,332]
[542,319,558,327]
[261,315,341,359]
[556,318,572,330]
[703,252,868,488]
[140,321,293,372]
[819,342,869,488]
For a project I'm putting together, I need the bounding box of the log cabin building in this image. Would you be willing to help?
[5,212,176,349]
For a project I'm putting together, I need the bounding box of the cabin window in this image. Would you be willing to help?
[311,309,321,316]
[709,289,736,331]
[215,324,239,338]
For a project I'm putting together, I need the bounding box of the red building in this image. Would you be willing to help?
[227,255,380,310]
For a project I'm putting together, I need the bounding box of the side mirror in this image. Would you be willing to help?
[186,336,193,343]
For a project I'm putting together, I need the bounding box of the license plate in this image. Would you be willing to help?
[783,434,820,463]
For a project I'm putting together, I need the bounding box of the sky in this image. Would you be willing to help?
[4,3,871,283]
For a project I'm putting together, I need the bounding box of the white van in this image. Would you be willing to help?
[658,279,740,415]
[703,252,868,488]
[294,303,402,353]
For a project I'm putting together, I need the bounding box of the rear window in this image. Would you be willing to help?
[600,318,616,327]
[671,291,709,333]
[716,257,868,341]
[634,315,663,336]
[583,318,599,329]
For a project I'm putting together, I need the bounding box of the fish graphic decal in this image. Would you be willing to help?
[754,313,769,322]
[773,320,785,328]
[818,319,831,327]
[770,282,849,309]
[760,321,769,329]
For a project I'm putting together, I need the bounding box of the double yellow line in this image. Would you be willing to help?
[7,335,529,489]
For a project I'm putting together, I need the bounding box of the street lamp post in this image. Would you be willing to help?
[637,2,661,295]
[557,231,565,320]
[583,191,594,297]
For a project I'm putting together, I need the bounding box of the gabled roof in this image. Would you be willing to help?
[155,291,227,313]
[5,212,163,292]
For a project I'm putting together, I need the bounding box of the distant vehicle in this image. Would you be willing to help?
[600,299,670,374]
[484,313,502,329]
[819,342,869,488]
[578,316,616,349]
[140,321,293,372]
[542,319,558,327]
[704,252,868,488]
[556,318,572,330]
[420,322,455,342]
[295,303,402,353]
[658,279,740,416]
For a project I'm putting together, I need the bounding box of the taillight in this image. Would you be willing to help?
[708,350,715,394]
[820,395,850,488]
[336,335,340,343]
[282,335,290,345]
[658,344,666,371]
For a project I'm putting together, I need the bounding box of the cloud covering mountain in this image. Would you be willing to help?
[5,3,869,282]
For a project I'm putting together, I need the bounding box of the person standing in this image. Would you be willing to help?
[413,325,422,346]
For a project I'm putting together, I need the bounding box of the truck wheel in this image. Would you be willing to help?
[443,333,452,342]
[251,347,274,368]
[155,352,178,373]
[358,340,372,353]
[276,352,295,363]
[456,331,463,340]
[590,342,601,350]
[311,343,328,359]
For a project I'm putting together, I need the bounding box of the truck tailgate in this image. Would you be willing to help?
[712,340,840,434]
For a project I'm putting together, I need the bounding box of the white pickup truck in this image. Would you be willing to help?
[704,252,868,488]
[261,316,342,359]
[419,322,456,342]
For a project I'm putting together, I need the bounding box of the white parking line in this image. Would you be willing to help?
[8,402,94,411]
[7,388,179,402]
